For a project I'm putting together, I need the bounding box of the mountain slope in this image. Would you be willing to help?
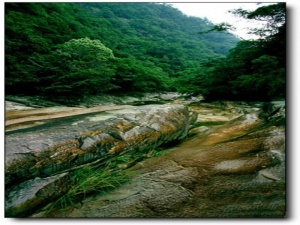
[5,2,239,98]
[79,3,239,73]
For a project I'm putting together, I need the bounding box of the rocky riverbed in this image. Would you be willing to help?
[5,94,286,218]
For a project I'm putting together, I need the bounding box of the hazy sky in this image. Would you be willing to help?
[171,2,272,39]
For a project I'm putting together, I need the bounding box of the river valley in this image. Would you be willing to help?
[5,95,286,218]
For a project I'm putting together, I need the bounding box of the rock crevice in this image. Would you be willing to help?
[5,104,193,217]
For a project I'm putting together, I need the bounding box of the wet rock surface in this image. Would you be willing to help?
[34,101,285,218]
[52,160,198,218]
[5,103,192,217]
[5,173,72,217]
[5,98,286,218]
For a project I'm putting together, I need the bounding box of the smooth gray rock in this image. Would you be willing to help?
[5,104,194,217]
[6,173,72,217]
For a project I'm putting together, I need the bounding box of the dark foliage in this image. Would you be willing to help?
[5,2,238,99]
[175,3,286,101]
[5,3,285,102]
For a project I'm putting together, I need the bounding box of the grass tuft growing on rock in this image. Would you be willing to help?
[40,147,171,217]
[42,166,129,217]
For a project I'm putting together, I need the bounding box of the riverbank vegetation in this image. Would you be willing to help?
[5,3,285,102]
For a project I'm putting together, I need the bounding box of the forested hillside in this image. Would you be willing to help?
[5,3,285,101]
[176,3,286,101]
[5,2,238,98]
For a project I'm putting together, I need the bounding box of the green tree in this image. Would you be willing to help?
[5,2,239,99]
[192,3,286,101]
[113,58,170,93]
[36,38,117,97]
[230,3,285,39]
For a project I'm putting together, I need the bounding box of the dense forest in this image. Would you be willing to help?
[5,2,285,101]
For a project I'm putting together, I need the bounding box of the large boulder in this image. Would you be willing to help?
[8,101,285,218]
[32,102,286,218]
[5,104,193,217]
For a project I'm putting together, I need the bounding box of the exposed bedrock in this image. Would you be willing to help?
[5,104,193,217]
